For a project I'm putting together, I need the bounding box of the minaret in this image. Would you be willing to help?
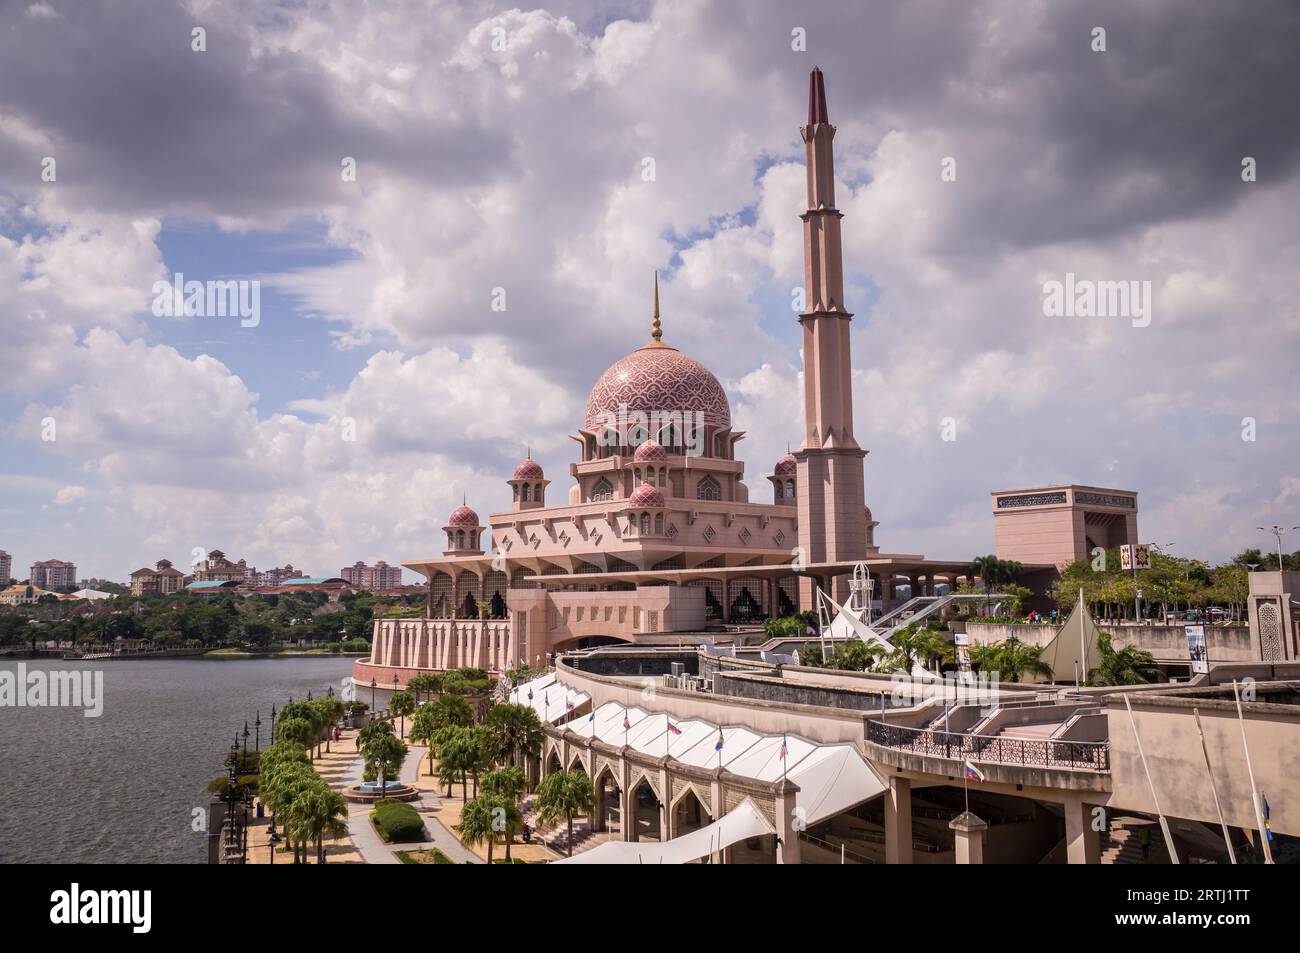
[794,67,867,608]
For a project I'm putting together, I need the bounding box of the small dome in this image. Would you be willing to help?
[634,439,667,462]
[628,483,666,507]
[513,457,544,480]
[774,453,797,476]
[864,505,874,521]
[448,504,480,527]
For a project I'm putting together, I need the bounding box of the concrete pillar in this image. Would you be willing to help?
[710,777,724,863]
[1064,797,1101,864]
[658,767,671,842]
[619,757,635,842]
[949,811,988,864]
[775,783,801,864]
[884,776,912,864]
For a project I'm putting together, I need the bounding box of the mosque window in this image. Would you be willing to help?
[456,529,465,549]
[696,475,722,501]
[774,481,784,500]
[521,483,531,502]
[512,485,519,501]
[640,513,651,535]
[785,479,796,499]
[658,424,680,452]
[591,477,614,502]
[654,514,663,535]
[534,483,543,502]
[714,434,726,458]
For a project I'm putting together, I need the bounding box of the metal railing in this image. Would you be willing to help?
[797,831,877,863]
[865,718,1109,771]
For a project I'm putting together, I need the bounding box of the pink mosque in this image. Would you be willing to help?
[357,69,1092,683]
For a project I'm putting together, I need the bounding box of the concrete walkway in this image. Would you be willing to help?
[401,743,484,864]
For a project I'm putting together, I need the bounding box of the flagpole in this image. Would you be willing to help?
[1122,694,1179,863]
[1232,679,1274,863]
[1192,707,1236,863]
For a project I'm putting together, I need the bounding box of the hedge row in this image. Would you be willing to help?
[370,798,425,843]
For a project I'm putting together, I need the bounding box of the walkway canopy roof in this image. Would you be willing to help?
[554,797,773,865]
[506,672,590,725]
[554,700,885,827]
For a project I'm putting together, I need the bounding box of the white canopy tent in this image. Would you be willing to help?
[549,700,886,850]
[506,672,589,725]
[553,798,774,865]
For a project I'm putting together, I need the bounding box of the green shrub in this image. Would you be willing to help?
[398,848,454,864]
[370,798,425,843]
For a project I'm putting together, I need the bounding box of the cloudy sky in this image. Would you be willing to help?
[1,0,1298,581]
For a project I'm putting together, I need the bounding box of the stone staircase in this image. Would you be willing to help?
[520,796,607,857]
[1100,819,1167,864]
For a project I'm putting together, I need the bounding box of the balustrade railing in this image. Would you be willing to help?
[865,719,1109,771]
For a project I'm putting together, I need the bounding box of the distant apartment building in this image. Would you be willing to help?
[340,560,403,590]
[0,549,11,585]
[30,559,77,591]
[190,549,247,583]
[255,565,306,586]
[129,559,187,596]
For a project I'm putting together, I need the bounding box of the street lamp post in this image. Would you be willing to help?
[267,816,280,866]
[254,712,261,753]
[1257,525,1299,573]
[370,678,376,711]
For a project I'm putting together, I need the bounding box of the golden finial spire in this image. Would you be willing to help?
[650,270,663,345]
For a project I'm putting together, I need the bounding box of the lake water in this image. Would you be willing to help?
[0,656,356,864]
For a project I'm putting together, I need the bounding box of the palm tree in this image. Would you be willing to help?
[535,770,595,857]
[965,640,1050,683]
[275,716,316,752]
[436,728,476,801]
[482,766,527,859]
[431,694,474,732]
[409,702,440,777]
[294,781,349,863]
[971,554,1001,612]
[260,762,317,863]
[406,673,441,704]
[484,704,544,772]
[390,690,415,740]
[1089,633,1160,685]
[998,641,1052,683]
[456,794,516,864]
[362,732,407,795]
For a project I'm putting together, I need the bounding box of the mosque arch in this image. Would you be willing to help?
[696,474,722,501]
[591,477,614,502]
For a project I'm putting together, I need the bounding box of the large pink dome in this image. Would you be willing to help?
[774,453,797,476]
[584,344,731,433]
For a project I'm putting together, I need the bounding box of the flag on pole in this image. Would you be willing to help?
[622,710,631,730]
[1263,793,1274,841]
[779,734,789,759]
[527,687,533,702]
[714,730,725,752]
[588,711,595,723]
[963,760,986,782]
[666,720,682,735]
[565,699,574,712]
